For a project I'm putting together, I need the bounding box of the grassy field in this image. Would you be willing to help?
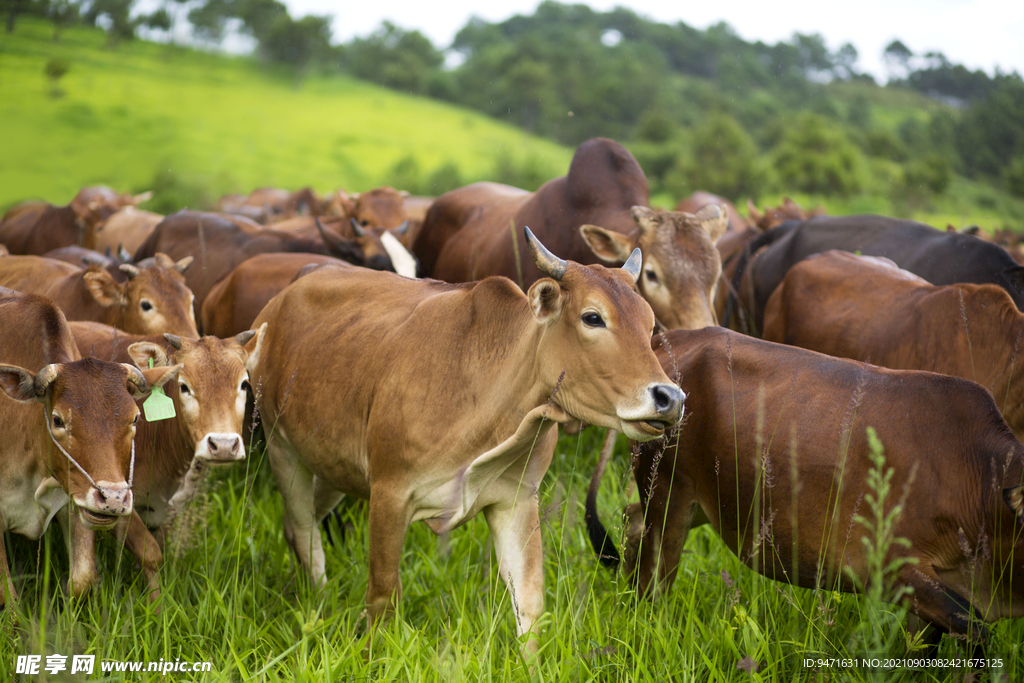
[2,422,1022,682]
[0,19,571,211]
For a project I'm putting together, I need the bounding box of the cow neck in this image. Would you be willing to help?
[44,396,134,491]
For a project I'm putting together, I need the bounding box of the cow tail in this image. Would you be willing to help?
[585,428,621,569]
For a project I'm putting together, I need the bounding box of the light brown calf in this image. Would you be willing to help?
[63,321,265,599]
[0,254,198,337]
[251,230,684,654]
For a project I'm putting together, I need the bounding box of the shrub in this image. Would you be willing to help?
[771,112,865,196]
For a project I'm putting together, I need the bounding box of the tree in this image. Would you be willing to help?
[259,13,331,69]
[83,0,142,44]
[343,21,444,95]
[665,114,764,199]
[772,112,865,195]
[883,39,913,81]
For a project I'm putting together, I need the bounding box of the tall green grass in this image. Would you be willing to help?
[2,423,1021,681]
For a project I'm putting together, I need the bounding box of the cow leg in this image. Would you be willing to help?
[899,565,989,653]
[314,482,346,546]
[365,488,409,639]
[0,512,17,608]
[57,508,98,599]
[628,475,696,596]
[483,495,544,656]
[116,511,162,604]
[268,441,325,586]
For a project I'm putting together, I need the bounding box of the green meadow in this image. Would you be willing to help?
[0,19,571,211]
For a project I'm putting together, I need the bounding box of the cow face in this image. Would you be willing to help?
[581,205,727,330]
[525,230,684,442]
[128,324,266,466]
[0,358,176,529]
[86,253,198,337]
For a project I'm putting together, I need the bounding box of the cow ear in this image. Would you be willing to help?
[0,364,40,402]
[127,342,170,369]
[580,224,634,263]
[527,279,564,323]
[1002,267,1024,296]
[1005,485,1024,520]
[83,269,126,306]
[242,323,267,373]
[694,204,729,242]
[129,363,182,398]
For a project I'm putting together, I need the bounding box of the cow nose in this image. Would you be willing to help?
[87,482,134,517]
[207,434,241,458]
[651,383,685,419]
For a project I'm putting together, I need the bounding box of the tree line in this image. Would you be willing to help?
[6,0,1023,202]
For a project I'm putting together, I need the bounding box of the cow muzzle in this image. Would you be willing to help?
[619,383,685,441]
[195,433,245,465]
[76,481,133,529]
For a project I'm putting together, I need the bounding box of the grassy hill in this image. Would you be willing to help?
[0,19,572,211]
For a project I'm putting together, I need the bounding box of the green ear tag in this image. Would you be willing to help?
[143,358,176,422]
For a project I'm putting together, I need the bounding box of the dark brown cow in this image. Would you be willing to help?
[63,321,265,599]
[0,254,198,337]
[133,211,370,319]
[201,253,348,338]
[675,191,748,233]
[415,139,727,330]
[0,288,175,607]
[251,230,684,654]
[762,250,1024,440]
[589,327,1024,652]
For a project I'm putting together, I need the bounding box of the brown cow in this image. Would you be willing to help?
[251,230,684,654]
[588,327,1024,653]
[94,206,165,256]
[217,187,323,224]
[63,321,265,598]
[0,244,7,257]
[747,196,825,231]
[0,288,175,608]
[762,250,1024,439]
[0,254,198,337]
[0,188,149,256]
[272,215,415,277]
[133,211,372,319]
[675,191,748,233]
[201,253,348,338]
[415,139,727,330]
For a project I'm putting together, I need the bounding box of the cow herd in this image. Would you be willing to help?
[1,136,1022,662]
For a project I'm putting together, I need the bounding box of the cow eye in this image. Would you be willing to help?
[52,414,64,429]
[141,300,153,312]
[179,383,191,396]
[360,220,369,226]
[240,379,251,392]
[645,269,659,284]
[582,312,605,328]
[132,413,139,425]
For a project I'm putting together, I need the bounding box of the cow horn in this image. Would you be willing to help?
[123,363,148,394]
[524,227,566,280]
[81,253,107,268]
[621,248,642,283]
[119,264,140,280]
[350,217,366,237]
[118,244,132,263]
[163,333,182,350]
[132,191,153,205]
[235,329,257,346]
[34,364,61,398]
[394,220,410,236]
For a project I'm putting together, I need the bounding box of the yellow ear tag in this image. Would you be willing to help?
[143,358,176,422]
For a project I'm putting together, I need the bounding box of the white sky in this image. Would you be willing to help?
[283,0,1024,81]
